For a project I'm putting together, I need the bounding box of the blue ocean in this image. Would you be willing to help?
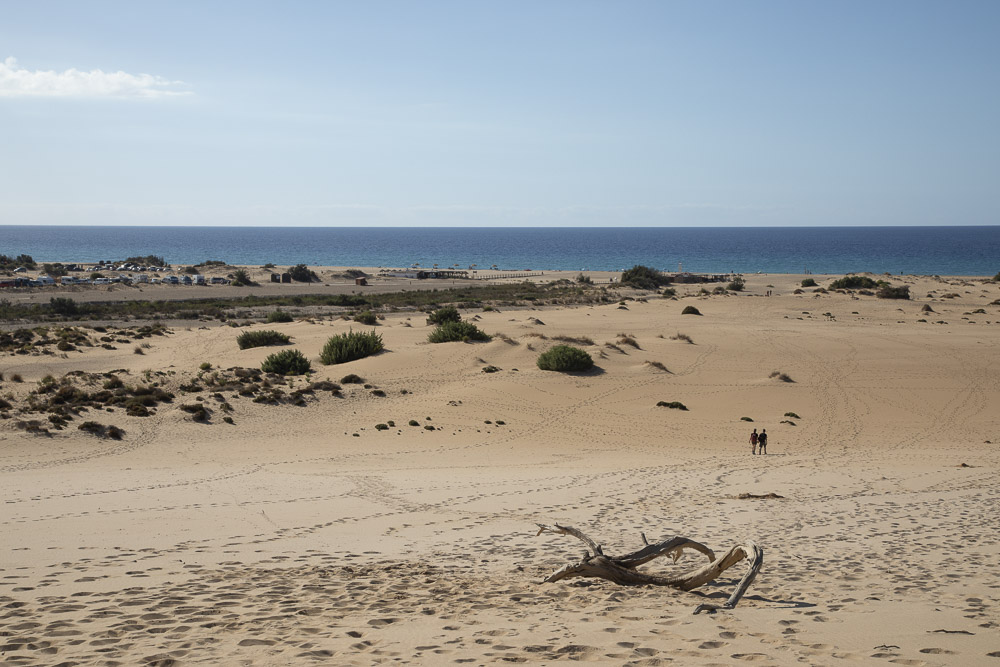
[2,226,998,276]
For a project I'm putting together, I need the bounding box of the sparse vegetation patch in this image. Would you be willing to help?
[321,329,384,364]
[536,345,594,372]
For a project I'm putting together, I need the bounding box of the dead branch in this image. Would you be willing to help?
[535,523,762,613]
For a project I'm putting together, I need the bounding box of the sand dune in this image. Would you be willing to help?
[2,273,999,665]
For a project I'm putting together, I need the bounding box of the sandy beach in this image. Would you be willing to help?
[2,272,999,665]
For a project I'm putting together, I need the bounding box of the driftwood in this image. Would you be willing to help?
[535,523,763,614]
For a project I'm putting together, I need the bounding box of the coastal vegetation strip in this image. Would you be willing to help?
[0,281,609,323]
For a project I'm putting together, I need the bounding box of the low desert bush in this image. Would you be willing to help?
[770,370,795,382]
[426,306,462,325]
[829,275,877,290]
[670,332,694,344]
[237,329,291,350]
[551,335,594,346]
[656,401,688,410]
[428,321,490,343]
[341,373,363,384]
[179,403,210,421]
[681,305,702,315]
[617,334,640,348]
[801,278,817,287]
[741,416,753,421]
[661,287,676,297]
[78,421,125,439]
[727,278,745,291]
[621,265,670,290]
[260,349,311,375]
[536,345,594,372]
[267,310,294,323]
[576,273,593,284]
[876,284,910,300]
[784,412,801,419]
[321,329,384,364]
[353,310,378,325]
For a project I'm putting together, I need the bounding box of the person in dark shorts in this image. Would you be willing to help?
[758,429,768,455]
[749,428,758,455]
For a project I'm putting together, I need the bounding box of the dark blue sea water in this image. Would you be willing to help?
[2,226,998,276]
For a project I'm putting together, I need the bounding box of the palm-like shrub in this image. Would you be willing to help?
[261,349,311,375]
[426,306,461,325]
[428,321,490,343]
[536,344,594,372]
[231,269,255,286]
[320,329,384,365]
[237,329,291,349]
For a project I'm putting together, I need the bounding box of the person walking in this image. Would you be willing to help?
[749,428,758,455]
[758,429,768,455]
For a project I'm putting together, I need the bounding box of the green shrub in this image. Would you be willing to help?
[801,278,817,287]
[289,264,318,282]
[428,321,490,343]
[784,412,801,419]
[741,416,753,422]
[179,403,210,421]
[656,401,688,410]
[341,373,364,384]
[661,287,676,297]
[829,275,877,290]
[408,419,419,426]
[727,278,745,291]
[770,370,794,382]
[237,329,291,349]
[994,271,1000,282]
[49,297,78,316]
[876,284,910,300]
[267,310,294,323]
[261,349,311,375]
[126,255,166,267]
[576,273,593,284]
[536,345,594,372]
[681,305,701,315]
[426,306,461,325]
[621,265,670,290]
[375,423,389,431]
[353,310,377,325]
[320,329,384,365]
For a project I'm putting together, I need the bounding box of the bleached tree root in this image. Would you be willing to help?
[535,523,763,614]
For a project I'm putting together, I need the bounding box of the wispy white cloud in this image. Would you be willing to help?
[0,57,191,99]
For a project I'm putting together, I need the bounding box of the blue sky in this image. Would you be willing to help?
[2,1,998,227]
